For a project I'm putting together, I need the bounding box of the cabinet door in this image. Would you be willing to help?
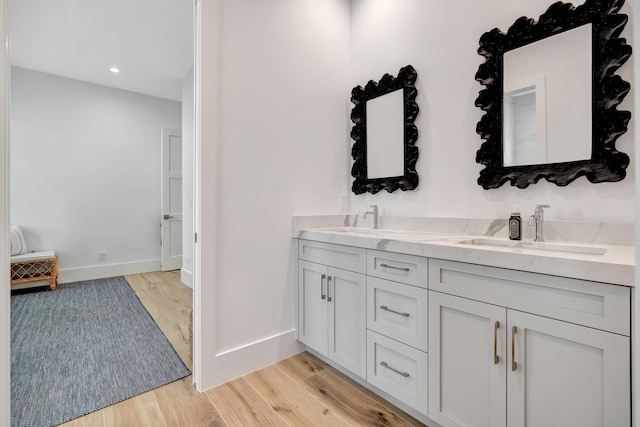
[298,260,328,355]
[328,267,367,379]
[429,292,507,427]
[507,310,630,427]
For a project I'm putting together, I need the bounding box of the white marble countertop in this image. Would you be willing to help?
[293,215,635,287]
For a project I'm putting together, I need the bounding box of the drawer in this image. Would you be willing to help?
[367,330,427,415]
[367,277,427,351]
[367,250,428,288]
[429,258,631,336]
[298,240,366,274]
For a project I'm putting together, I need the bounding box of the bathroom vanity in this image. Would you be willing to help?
[294,216,633,427]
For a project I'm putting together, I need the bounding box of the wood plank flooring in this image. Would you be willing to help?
[59,271,427,427]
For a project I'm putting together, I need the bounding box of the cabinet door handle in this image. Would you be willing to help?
[327,276,332,302]
[380,361,410,377]
[320,274,326,300]
[494,321,500,365]
[511,326,517,372]
[380,305,410,317]
[379,263,410,272]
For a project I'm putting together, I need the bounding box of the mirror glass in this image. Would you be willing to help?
[366,89,404,179]
[503,24,592,166]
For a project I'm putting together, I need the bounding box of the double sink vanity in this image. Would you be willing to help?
[325,0,634,424]
[293,214,633,426]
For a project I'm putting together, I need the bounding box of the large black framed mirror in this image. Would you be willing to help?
[350,65,419,194]
[474,0,632,189]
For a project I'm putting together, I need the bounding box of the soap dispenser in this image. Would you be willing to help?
[509,205,522,241]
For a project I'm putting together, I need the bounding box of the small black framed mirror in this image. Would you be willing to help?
[350,65,419,194]
[474,0,632,189]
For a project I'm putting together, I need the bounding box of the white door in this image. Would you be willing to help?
[507,310,630,427]
[428,291,507,427]
[161,128,182,271]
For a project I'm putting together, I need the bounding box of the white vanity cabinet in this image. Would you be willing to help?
[297,240,367,378]
[428,259,631,427]
[366,250,429,414]
[297,241,429,415]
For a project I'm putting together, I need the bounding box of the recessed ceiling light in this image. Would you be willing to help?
[110,67,120,74]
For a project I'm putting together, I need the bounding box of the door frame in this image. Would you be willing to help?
[0,0,10,423]
[192,0,203,390]
[0,1,201,423]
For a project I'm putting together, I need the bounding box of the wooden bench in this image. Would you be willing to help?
[11,251,58,291]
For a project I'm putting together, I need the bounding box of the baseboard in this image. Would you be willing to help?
[197,329,304,391]
[58,259,162,284]
[181,268,193,288]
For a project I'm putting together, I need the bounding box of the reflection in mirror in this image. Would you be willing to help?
[503,24,592,167]
[475,0,632,189]
[350,65,419,194]
[504,86,538,166]
[367,89,404,179]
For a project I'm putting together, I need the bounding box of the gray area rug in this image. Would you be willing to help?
[11,276,191,426]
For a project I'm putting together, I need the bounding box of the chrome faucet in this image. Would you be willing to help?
[529,204,550,242]
[364,205,379,229]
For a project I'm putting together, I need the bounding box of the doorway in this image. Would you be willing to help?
[3,0,198,422]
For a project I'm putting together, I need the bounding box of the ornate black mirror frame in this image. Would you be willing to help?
[474,0,632,189]
[350,65,419,194]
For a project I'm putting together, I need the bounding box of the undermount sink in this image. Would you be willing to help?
[457,238,608,256]
[315,227,450,241]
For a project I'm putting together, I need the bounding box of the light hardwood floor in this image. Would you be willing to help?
[60,271,427,427]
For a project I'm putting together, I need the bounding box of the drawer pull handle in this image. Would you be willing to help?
[494,321,500,365]
[321,274,326,300]
[379,263,410,272]
[380,361,410,378]
[380,305,410,317]
[327,276,332,302]
[511,326,517,372]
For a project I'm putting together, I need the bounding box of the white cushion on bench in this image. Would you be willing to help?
[10,225,28,256]
[10,251,56,263]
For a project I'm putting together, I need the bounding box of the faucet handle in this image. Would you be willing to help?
[536,204,550,210]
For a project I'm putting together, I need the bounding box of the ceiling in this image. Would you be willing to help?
[10,0,194,101]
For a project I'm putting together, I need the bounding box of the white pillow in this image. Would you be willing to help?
[10,225,28,256]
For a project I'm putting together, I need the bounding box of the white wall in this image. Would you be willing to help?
[196,0,351,389]
[10,67,181,282]
[350,0,635,224]
[182,68,194,287]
